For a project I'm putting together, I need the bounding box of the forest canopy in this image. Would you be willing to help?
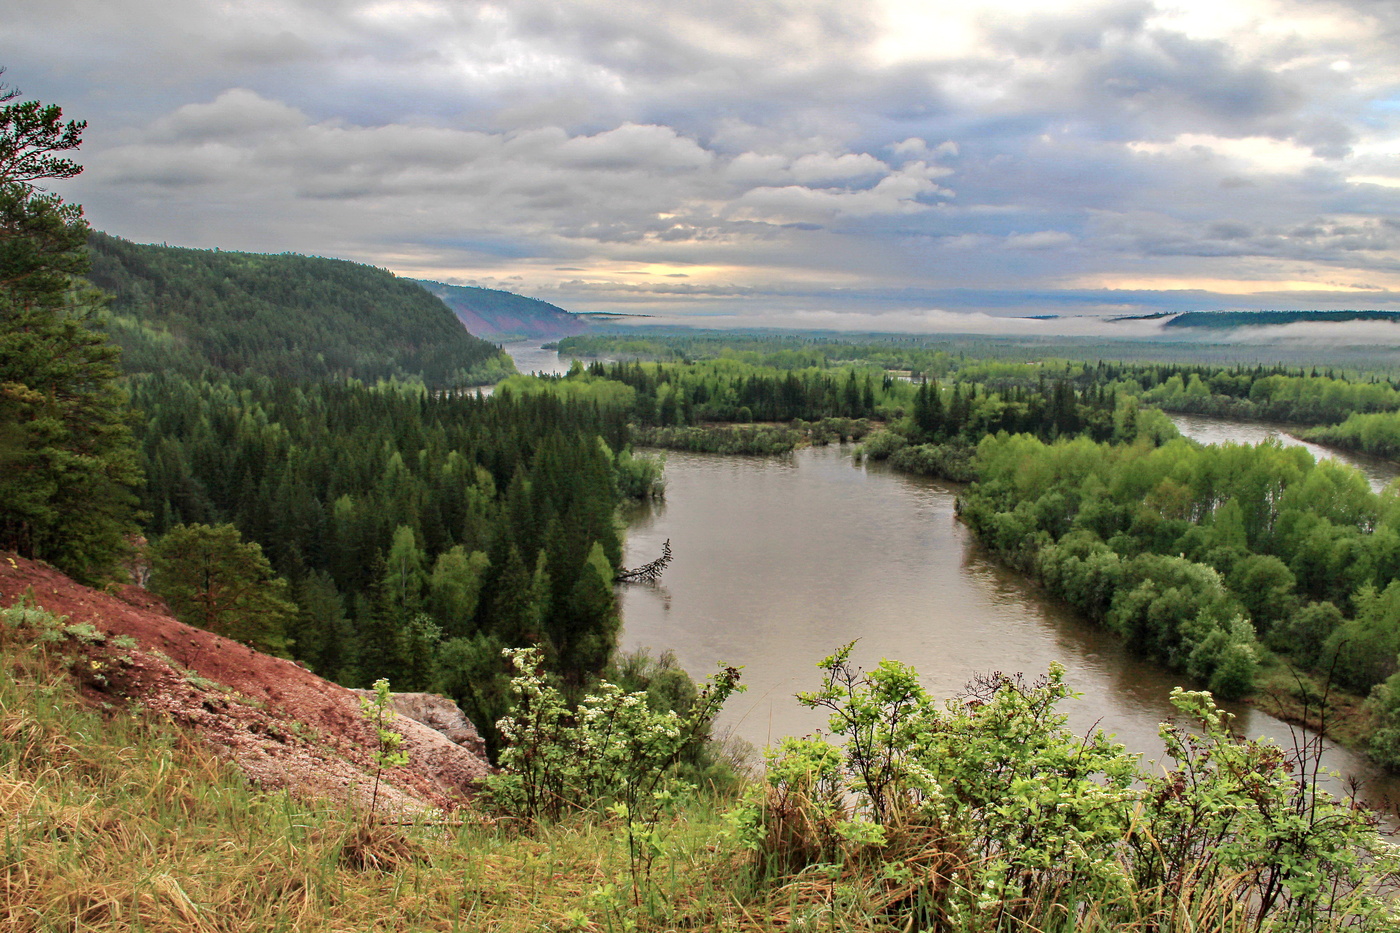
[87,232,514,388]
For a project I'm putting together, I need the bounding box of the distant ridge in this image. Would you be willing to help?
[1165,310,1400,329]
[414,279,585,340]
[86,232,511,388]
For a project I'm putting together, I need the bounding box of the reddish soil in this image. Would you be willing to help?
[0,552,491,815]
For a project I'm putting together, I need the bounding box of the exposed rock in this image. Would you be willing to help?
[0,553,492,814]
[350,690,489,761]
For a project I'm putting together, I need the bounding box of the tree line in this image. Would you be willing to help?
[958,432,1400,767]
[544,333,1400,769]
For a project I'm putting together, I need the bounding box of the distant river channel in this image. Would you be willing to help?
[501,345,1400,815]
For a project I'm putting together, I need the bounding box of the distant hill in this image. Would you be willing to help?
[86,233,513,388]
[413,279,585,340]
[1165,310,1400,329]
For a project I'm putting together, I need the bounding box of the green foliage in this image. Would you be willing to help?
[630,423,802,454]
[147,523,295,653]
[488,646,743,823]
[1369,671,1400,770]
[738,648,1141,914]
[1306,409,1400,459]
[130,371,636,690]
[0,78,142,582]
[488,647,742,901]
[1142,689,1398,930]
[856,429,907,461]
[610,446,665,499]
[733,648,1399,932]
[427,546,489,637]
[1268,600,1344,669]
[5,592,1397,933]
[432,631,512,761]
[1140,365,1400,424]
[357,676,409,818]
[1324,581,1400,693]
[959,428,1400,701]
[606,648,745,793]
[1,594,71,644]
[886,440,977,481]
[86,232,512,388]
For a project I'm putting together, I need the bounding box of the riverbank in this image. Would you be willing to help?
[631,417,874,455]
[863,435,1392,774]
[618,445,1400,815]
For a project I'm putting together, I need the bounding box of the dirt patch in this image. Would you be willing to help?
[1,553,491,815]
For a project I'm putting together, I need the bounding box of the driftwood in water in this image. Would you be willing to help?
[618,539,672,583]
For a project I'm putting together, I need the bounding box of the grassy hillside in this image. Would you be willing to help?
[4,583,1397,933]
[86,233,514,388]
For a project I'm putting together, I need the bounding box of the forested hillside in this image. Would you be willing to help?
[130,373,659,754]
[1166,310,1400,329]
[6,80,1400,933]
[87,232,514,388]
[415,278,584,340]
[3,78,660,768]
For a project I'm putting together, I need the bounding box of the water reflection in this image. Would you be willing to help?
[503,342,578,378]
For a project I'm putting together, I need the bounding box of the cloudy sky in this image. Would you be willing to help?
[9,0,1400,331]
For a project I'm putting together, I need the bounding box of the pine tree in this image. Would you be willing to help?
[148,523,295,653]
[0,74,142,580]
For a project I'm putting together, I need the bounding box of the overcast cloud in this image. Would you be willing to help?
[7,0,1400,330]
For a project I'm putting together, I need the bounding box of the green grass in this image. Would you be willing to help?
[3,604,1396,932]
[0,616,754,932]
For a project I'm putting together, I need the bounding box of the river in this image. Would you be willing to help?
[616,445,1400,814]
[500,344,1400,812]
[502,342,580,378]
[1170,412,1398,494]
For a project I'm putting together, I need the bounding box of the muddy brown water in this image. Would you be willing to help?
[618,444,1400,818]
[1169,412,1398,494]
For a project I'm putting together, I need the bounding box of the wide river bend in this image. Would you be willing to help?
[506,344,1400,813]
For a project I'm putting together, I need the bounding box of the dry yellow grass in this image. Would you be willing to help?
[4,611,1395,933]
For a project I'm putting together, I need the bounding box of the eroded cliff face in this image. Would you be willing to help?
[1,553,491,815]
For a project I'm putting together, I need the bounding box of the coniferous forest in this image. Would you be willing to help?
[131,372,656,752]
[88,231,516,387]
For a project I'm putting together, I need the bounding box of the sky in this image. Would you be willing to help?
[8,0,1400,333]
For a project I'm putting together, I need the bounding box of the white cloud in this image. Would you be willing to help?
[1003,231,1076,250]
[6,0,1395,321]
[554,123,714,171]
[1128,133,1324,174]
[789,152,889,184]
[729,171,950,224]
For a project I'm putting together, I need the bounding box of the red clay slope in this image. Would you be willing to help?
[0,552,490,814]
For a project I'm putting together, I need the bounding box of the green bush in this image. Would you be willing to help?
[730,646,1399,932]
